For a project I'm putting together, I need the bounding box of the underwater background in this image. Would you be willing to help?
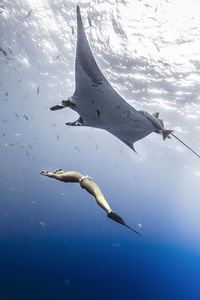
[1,0,200,299]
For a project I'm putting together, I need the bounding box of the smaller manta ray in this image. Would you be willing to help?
[51,6,200,158]
[40,169,142,236]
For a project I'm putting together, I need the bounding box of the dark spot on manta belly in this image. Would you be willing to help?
[96,109,100,117]
[116,106,120,109]
[91,100,95,103]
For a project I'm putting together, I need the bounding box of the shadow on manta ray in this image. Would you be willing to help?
[51,6,200,159]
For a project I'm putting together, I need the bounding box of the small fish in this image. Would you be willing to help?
[5,92,8,96]
[23,114,29,120]
[8,47,13,55]
[28,144,33,149]
[71,26,74,35]
[87,16,92,27]
[26,9,32,18]
[37,86,40,94]
[25,150,30,157]
[0,5,5,14]
[153,42,160,52]
[0,46,7,57]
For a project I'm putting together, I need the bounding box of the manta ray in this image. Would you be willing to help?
[51,6,200,158]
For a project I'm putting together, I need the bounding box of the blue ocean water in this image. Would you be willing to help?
[1,0,200,299]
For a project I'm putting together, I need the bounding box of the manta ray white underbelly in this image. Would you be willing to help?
[51,6,156,151]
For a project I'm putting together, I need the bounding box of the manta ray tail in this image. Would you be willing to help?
[171,133,200,159]
[107,211,142,236]
[163,130,173,140]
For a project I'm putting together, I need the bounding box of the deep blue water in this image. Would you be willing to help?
[1,236,200,300]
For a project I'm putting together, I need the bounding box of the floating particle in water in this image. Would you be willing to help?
[71,26,74,35]
[59,192,66,196]
[39,221,45,227]
[75,146,80,151]
[37,86,40,94]
[112,243,121,247]
[25,94,31,99]
[51,123,56,127]
[3,119,8,123]
[15,112,19,118]
[138,223,143,229]
[23,114,29,120]
[15,133,20,136]
[65,280,70,284]
[28,144,33,149]
[5,92,8,96]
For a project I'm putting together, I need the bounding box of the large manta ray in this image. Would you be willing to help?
[51,6,200,158]
[51,5,158,151]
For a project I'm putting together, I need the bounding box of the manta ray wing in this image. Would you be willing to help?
[72,6,155,147]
